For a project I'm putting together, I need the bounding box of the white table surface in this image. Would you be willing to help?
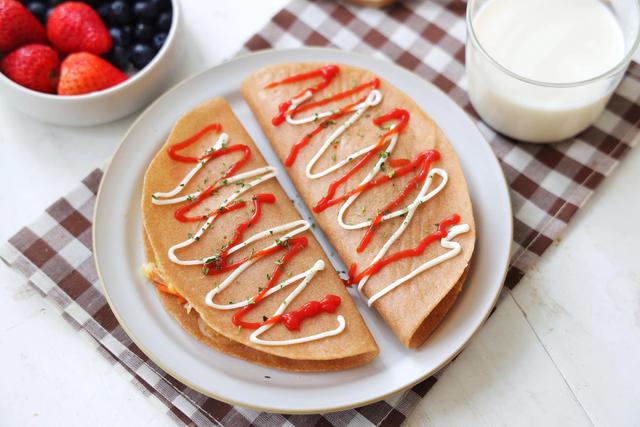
[1,1,639,426]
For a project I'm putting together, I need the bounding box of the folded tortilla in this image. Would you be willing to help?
[241,63,476,348]
[142,98,378,371]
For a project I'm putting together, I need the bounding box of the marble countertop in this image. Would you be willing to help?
[1,1,638,425]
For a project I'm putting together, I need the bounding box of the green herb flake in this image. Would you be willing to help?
[204,255,219,264]
[275,238,289,248]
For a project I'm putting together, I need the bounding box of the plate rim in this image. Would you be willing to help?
[93,46,513,414]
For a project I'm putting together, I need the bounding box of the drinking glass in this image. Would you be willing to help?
[465,0,640,143]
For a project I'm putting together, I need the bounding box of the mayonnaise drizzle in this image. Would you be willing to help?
[203,221,312,309]
[366,224,470,306]
[282,86,469,305]
[152,132,229,202]
[151,134,345,346]
[305,90,382,180]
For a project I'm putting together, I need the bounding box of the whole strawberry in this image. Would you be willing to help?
[47,2,112,55]
[58,52,127,95]
[0,0,47,53]
[1,44,59,93]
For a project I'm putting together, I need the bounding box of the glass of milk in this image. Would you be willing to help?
[466,0,640,143]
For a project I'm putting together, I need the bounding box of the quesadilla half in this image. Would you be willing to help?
[142,98,378,371]
[241,63,475,348]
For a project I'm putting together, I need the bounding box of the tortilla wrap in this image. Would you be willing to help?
[142,98,378,370]
[241,63,475,348]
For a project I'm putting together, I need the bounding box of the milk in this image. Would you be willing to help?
[466,0,627,142]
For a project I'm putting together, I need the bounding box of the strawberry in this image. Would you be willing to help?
[1,44,59,93]
[47,2,112,54]
[58,52,127,95]
[0,0,47,53]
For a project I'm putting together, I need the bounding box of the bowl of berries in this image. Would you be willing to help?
[0,0,180,125]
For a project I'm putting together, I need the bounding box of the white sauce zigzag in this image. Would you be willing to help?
[280,83,469,306]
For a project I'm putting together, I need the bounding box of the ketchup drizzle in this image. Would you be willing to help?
[346,214,461,286]
[284,92,376,167]
[278,294,341,331]
[267,65,339,126]
[167,123,221,163]
[166,123,252,222]
[313,108,410,214]
[203,193,275,272]
[356,150,440,252]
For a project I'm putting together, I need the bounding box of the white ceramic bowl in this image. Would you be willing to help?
[0,0,181,126]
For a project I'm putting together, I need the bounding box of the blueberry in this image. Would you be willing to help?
[27,2,47,22]
[156,11,171,31]
[109,26,132,46]
[107,46,130,71]
[152,32,167,51]
[150,0,170,11]
[133,1,158,23]
[109,1,131,26]
[133,22,153,42]
[130,43,154,69]
[48,0,63,6]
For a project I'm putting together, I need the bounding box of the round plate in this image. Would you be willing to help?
[94,47,512,414]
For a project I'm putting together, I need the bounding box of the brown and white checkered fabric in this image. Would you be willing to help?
[1,0,638,426]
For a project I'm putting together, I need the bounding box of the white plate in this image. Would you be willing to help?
[94,48,512,414]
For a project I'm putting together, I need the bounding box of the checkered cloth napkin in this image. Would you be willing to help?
[2,0,639,425]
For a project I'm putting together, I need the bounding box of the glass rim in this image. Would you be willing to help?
[466,0,640,88]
